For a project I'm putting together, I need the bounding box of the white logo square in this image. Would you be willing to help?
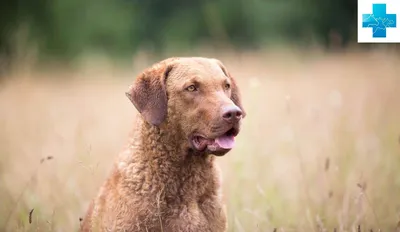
[358,0,400,43]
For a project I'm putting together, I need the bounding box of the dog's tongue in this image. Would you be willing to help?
[215,135,235,149]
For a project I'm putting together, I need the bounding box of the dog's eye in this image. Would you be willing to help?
[225,83,231,90]
[186,85,197,92]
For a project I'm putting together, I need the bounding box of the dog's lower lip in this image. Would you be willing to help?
[192,135,208,151]
[191,126,240,153]
[194,135,205,143]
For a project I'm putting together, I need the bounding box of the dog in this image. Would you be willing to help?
[80,57,245,232]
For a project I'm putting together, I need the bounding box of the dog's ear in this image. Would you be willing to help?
[213,59,246,118]
[126,61,174,126]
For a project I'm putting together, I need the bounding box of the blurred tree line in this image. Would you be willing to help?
[0,0,357,65]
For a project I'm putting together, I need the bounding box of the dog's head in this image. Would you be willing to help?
[126,57,245,156]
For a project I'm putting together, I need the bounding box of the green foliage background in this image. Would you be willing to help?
[0,0,357,62]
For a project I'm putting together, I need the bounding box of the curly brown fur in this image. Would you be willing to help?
[80,57,245,232]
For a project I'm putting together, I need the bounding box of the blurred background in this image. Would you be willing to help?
[0,0,384,69]
[1,0,400,231]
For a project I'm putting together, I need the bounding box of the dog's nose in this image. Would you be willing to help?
[222,105,243,123]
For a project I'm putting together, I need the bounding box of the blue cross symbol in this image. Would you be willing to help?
[362,4,397,38]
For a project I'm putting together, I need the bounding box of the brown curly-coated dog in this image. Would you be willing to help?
[80,57,246,232]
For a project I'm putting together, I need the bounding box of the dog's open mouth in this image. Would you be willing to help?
[192,127,239,152]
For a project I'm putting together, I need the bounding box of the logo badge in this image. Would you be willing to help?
[358,0,400,43]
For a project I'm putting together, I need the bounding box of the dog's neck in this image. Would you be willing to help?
[117,116,219,201]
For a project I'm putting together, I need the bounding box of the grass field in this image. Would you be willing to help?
[1,50,400,232]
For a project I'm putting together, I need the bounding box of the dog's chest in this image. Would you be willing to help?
[158,198,225,232]
[159,169,225,231]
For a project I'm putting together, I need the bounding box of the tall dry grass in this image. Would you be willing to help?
[0,50,399,232]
